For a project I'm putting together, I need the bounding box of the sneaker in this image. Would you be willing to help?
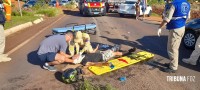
[0,57,11,62]
[0,54,8,57]
[111,44,121,52]
[182,58,197,65]
[73,55,85,64]
[163,63,170,68]
[163,67,176,73]
[43,63,57,72]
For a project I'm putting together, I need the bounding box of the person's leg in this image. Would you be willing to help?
[0,24,5,55]
[182,36,200,65]
[0,24,11,62]
[167,27,185,71]
[142,7,145,20]
[113,52,123,56]
[42,52,73,71]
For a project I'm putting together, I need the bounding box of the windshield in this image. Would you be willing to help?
[125,1,136,4]
[86,0,103,2]
[51,1,56,3]
[62,1,67,3]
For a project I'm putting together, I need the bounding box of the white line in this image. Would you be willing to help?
[92,17,103,43]
[6,15,65,55]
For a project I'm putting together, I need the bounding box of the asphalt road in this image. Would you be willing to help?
[0,10,199,90]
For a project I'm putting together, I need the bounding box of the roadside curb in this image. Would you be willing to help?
[4,17,44,37]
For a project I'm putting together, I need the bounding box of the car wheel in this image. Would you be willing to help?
[119,13,124,17]
[183,30,197,49]
[147,10,152,17]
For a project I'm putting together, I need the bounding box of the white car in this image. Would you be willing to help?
[118,0,152,17]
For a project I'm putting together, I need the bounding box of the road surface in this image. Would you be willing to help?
[0,10,199,90]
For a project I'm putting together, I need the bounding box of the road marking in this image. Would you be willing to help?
[92,17,103,43]
[6,15,65,55]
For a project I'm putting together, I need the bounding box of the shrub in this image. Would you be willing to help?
[65,0,77,9]
[36,8,60,17]
[148,0,165,5]
[12,10,34,16]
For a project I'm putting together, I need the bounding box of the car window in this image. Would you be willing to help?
[62,1,67,3]
[186,19,200,29]
[27,1,36,4]
[52,1,56,3]
[125,1,136,4]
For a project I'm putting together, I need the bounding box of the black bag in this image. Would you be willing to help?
[0,3,5,25]
[0,11,6,24]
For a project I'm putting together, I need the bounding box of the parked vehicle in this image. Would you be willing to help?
[59,0,70,6]
[23,0,36,8]
[78,0,106,16]
[105,0,125,13]
[49,0,58,7]
[118,0,152,17]
[183,18,200,49]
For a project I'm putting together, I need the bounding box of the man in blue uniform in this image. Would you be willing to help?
[157,0,190,73]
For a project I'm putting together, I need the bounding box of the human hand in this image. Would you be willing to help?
[157,28,162,37]
[72,54,80,60]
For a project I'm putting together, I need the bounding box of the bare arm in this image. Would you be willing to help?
[60,51,71,58]
[90,44,99,53]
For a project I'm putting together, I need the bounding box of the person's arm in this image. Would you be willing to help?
[60,51,71,58]
[157,4,175,36]
[90,44,99,53]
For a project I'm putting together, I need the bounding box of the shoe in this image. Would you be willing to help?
[73,55,85,64]
[43,63,57,72]
[0,57,11,62]
[111,44,121,52]
[0,54,8,57]
[163,67,176,73]
[182,58,197,65]
[128,47,136,53]
[163,63,170,68]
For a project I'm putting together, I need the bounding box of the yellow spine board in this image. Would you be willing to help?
[88,51,154,75]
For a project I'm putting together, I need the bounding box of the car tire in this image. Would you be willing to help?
[147,10,152,17]
[119,13,124,17]
[183,30,197,49]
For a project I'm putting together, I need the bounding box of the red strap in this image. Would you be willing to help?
[118,58,128,64]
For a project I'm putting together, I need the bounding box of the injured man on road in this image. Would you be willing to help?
[72,45,136,66]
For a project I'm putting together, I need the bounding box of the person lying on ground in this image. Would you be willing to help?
[37,32,83,72]
[71,45,136,66]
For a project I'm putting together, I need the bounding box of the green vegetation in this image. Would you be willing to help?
[148,0,165,5]
[65,1,77,9]
[79,80,116,90]
[4,16,39,29]
[36,8,61,17]
[4,0,63,29]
